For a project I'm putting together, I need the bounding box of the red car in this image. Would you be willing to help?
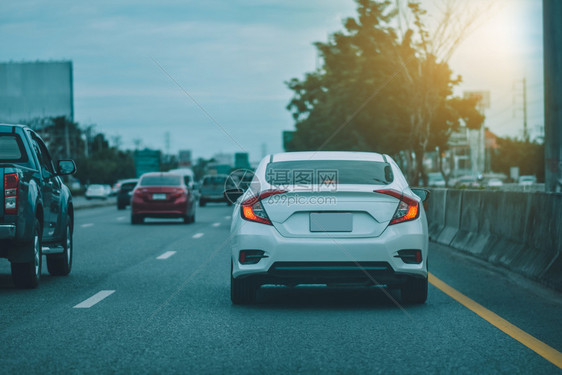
[131,172,196,224]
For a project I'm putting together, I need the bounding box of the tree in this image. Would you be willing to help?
[491,138,545,182]
[285,0,486,184]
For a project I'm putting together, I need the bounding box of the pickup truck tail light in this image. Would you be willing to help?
[4,173,19,214]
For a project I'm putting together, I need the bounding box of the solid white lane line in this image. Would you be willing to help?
[192,233,204,239]
[74,290,115,309]
[225,216,231,220]
[157,251,176,260]
[212,222,220,227]
[81,223,94,228]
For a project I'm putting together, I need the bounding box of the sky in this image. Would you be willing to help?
[0,0,544,162]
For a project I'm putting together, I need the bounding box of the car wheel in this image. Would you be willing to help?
[11,218,42,289]
[183,211,195,224]
[131,215,143,225]
[226,201,233,206]
[199,199,206,207]
[401,276,428,304]
[117,204,125,210]
[47,214,73,276]
[230,261,258,305]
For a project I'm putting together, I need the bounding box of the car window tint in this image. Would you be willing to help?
[203,176,226,185]
[121,182,137,190]
[0,135,27,162]
[265,160,393,186]
[140,175,182,186]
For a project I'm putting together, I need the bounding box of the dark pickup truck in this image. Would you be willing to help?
[0,124,76,288]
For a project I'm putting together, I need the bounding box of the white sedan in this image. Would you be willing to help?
[85,184,109,200]
[227,151,429,305]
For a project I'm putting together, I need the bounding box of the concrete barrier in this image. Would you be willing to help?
[451,190,488,256]
[427,189,446,240]
[435,189,462,246]
[426,189,562,292]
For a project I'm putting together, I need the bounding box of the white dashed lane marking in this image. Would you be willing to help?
[81,223,94,228]
[74,290,115,309]
[157,251,176,260]
[212,222,220,227]
[225,216,231,220]
[117,216,126,221]
[192,233,204,239]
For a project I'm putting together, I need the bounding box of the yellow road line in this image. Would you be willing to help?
[429,272,562,369]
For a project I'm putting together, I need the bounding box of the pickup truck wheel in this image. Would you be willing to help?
[131,215,143,225]
[11,219,42,289]
[47,216,72,276]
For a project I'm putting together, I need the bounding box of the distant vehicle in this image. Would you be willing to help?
[453,175,480,188]
[229,169,255,192]
[167,168,195,190]
[427,172,446,187]
[518,175,537,186]
[116,179,138,210]
[0,124,76,288]
[226,151,430,305]
[131,172,196,224]
[199,174,236,206]
[111,180,126,196]
[85,184,109,200]
[102,184,112,196]
[486,178,504,188]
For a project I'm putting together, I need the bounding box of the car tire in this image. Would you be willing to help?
[117,204,125,210]
[47,214,73,276]
[226,201,233,207]
[401,276,428,304]
[230,261,258,305]
[183,214,192,224]
[11,218,42,289]
[199,199,206,207]
[131,215,143,225]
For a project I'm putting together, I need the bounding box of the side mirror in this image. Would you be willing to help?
[56,160,76,176]
[224,188,244,204]
[411,188,430,202]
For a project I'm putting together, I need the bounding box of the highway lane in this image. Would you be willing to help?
[0,204,561,373]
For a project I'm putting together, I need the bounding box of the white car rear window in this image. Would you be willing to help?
[265,160,393,186]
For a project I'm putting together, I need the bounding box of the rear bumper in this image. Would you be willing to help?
[132,198,187,216]
[231,217,428,284]
[0,224,16,239]
[257,261,409,286]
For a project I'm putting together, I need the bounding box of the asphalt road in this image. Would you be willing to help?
[0,204,561,374]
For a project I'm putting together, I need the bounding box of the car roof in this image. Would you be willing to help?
[141,172,179,177]
[270,151,387,163]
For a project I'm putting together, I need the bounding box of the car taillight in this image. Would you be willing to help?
[375,189,419,225]
[4,173,19,214]
[240,190,287,225]
[172,188,187,198]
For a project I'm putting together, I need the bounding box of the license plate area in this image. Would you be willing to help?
[152,193,166,200]
[309,212,353,232]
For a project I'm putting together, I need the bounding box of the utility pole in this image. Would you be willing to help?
[514,78,529,142]
[64,119,71,158]
[523,77,528,142]
[543,0,562,193]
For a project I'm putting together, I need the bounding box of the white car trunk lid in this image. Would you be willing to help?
[261,186,400,238]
